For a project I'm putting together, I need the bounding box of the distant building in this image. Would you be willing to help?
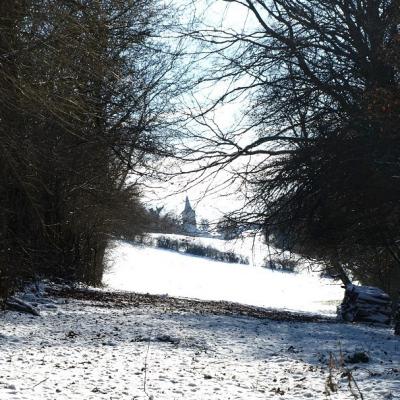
[181,196,197,234]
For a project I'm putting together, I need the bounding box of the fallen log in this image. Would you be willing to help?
[5,297,40,316]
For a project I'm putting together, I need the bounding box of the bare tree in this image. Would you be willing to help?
[180,0,400,295]
[0,0,184,296]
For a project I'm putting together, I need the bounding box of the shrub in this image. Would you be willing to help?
[154,237,249,265]
[264,257,298,273]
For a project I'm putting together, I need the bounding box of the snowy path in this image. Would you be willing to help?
[1,289,399,400]
[104,241,344,316]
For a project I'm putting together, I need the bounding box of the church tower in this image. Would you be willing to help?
[181,196,197,234]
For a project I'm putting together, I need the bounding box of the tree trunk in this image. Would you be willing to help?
[330,251,352,287]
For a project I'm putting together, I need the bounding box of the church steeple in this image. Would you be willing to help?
[184,196,193,213]
[181,196,197,234]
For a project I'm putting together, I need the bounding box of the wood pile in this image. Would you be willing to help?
[338,284,392,325]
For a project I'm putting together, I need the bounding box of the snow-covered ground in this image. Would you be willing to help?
[104,239,344,316]
[2,237,399,399]
[1,288,399,400]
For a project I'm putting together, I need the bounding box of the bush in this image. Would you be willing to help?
[155,237,181,252]
[264,257,298,273]
[154,237,249,265]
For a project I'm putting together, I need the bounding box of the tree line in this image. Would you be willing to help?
[0,0,181,299]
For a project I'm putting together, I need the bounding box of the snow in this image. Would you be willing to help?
[346,284,391,301]
[1,288,399,399]
[1,237,399,399]
[104,239,344,316]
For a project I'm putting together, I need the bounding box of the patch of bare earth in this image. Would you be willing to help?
[46,286,336,323]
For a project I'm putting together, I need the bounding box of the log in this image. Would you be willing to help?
[5,297,40,316]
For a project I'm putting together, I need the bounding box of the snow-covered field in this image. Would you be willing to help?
[1,237,399,399]
[1,288,399,400]
[104,239,344,316]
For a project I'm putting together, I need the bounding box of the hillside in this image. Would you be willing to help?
[104,238,344,316]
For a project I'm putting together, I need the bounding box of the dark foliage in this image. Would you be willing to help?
[154,236,249,264]
[146,208,184,235]
[265,257,298,273]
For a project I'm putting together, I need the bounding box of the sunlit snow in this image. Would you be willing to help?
[104,236,344,316]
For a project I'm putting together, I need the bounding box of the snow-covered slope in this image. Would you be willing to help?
[104,240,344,316]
